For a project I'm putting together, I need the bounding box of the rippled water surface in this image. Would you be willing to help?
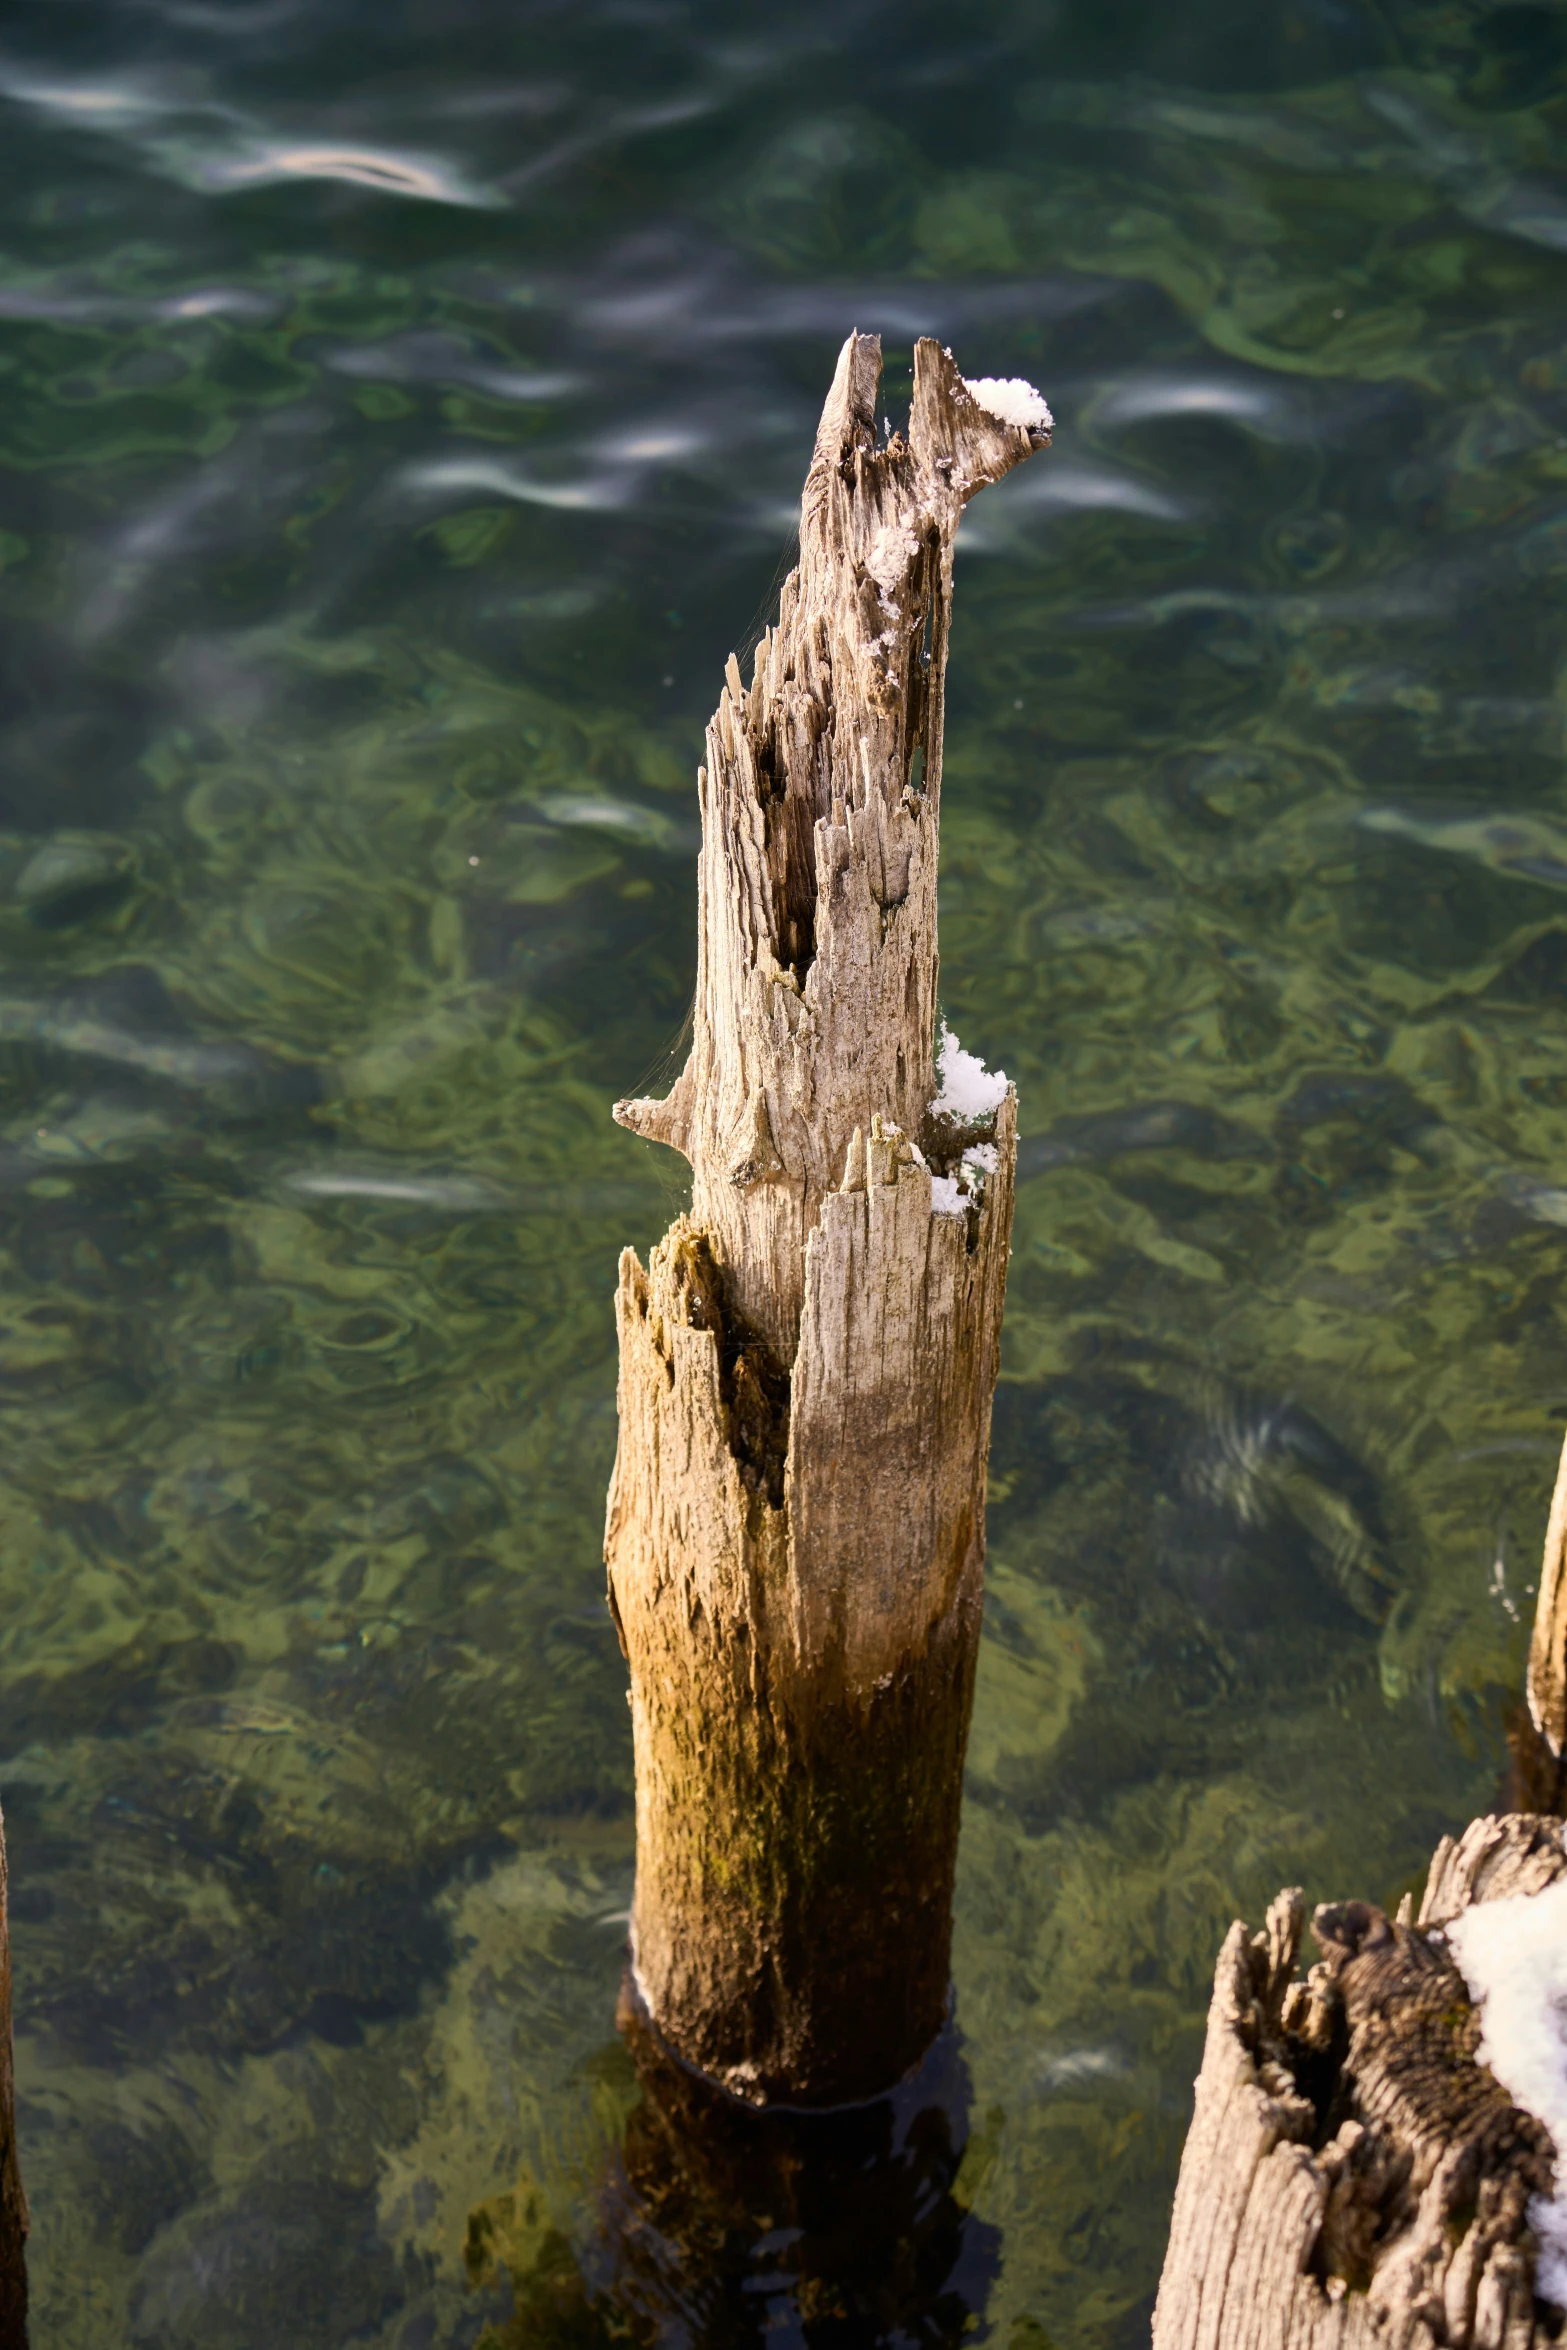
[4,0,1567,2340]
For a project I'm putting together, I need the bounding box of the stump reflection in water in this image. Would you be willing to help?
[465,1983,998,2347]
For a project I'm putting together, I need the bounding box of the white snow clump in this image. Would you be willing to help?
[962,376,1053,433]
[933,1024,1008,1122]
[931,1141,1002,1220]
[1446,1872,1567,2307]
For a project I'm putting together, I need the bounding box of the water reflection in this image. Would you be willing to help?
[466,1989,999,2350]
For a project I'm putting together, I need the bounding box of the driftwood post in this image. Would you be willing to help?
[605,334,1051,2102]
[1152,1446,1567,2350]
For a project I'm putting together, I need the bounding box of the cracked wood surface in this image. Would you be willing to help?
[604,336,1048,2102]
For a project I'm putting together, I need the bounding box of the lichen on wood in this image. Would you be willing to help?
[604,334,1050,2103]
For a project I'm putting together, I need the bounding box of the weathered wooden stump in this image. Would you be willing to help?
[1153,1442,1567,2349]
[605,333,1052,2103]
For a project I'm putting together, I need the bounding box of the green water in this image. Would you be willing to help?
[1,0,1565,2339]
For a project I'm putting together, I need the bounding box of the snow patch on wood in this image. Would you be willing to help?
[962,374,1054,433]
[933,1023,1008,1122]
[1449,1874,1567,2306]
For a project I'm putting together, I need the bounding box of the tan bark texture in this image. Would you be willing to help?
[1527,1427,1567,1761]
[604,334,1049,2104]
[1152,1829,1567,2350]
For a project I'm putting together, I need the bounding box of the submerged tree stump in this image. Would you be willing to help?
[605,334,1051,2103]
[1154,1445,1567,2349]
